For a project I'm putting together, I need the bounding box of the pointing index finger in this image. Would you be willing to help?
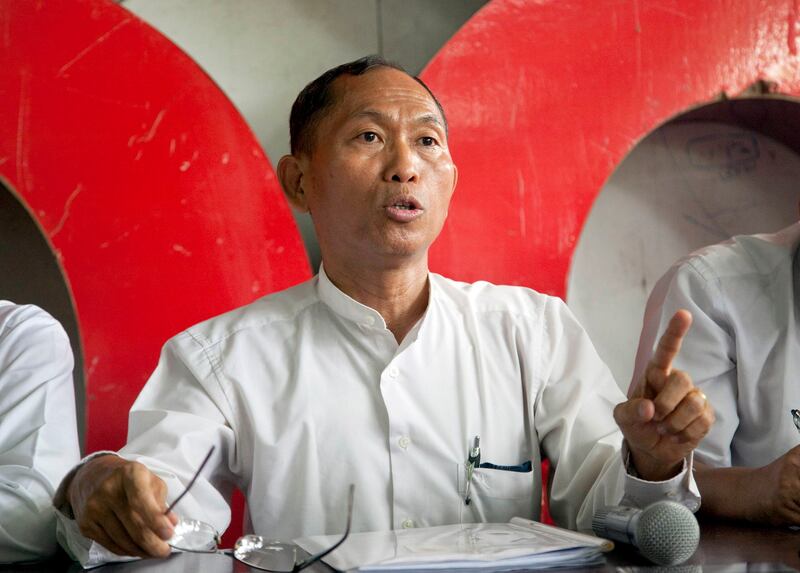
[649,309,692,376]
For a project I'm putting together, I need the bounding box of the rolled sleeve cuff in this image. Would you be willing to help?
[52,451,137,568]
[620,444,701,513]
[55,510,137,569]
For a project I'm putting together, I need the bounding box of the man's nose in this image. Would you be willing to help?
[384,141,419,183]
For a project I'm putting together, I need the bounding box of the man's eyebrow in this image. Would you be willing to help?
[415,113,444,128]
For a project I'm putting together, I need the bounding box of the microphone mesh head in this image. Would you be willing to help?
[636,501,700,565]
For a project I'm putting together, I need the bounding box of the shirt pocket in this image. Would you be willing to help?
[457,464,536,524]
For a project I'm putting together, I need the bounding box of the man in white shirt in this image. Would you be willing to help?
[56,56,713,566]
[633,219,800,524]
[0,301,80,562]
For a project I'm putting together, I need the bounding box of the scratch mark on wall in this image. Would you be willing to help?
[517,170,527,239]
[50,184,84,238]
[632,0,642,80]
[57,18,132,78]
[172,244,192,256]
[221,152,230,165]
[179,161,191,172]
[134,150,144,161]
[99,226,137,249]
[86,356,100,382]
[0,156,7,166]
[589,137,613,159]
[509,70,526,128]
[16,71,31,193]
[169,139,176,155]
[251,280,261,293]
[64,86,150,111]
[649,4,688,19]
[135,109,166,145]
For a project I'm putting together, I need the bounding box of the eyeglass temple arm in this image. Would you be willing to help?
[164,446,216,515]
[294,484,355,572]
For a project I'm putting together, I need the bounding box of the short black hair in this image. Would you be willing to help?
[289,55,448,156]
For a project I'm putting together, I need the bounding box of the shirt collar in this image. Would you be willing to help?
[316,263,437,337]
[317,263,387,328]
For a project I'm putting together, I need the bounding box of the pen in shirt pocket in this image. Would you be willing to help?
[463,435,533,505]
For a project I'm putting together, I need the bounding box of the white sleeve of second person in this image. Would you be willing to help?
[55,332,239,569]
[0,304,81,564]
[535,297,700,533]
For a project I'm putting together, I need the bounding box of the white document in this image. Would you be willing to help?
[295,517,613,572]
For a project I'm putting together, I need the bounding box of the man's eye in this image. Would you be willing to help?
[420,136,437,147]
[360,132,379,143]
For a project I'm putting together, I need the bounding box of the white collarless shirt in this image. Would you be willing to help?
[59,268,697,567]
[633,221,800,468]
[0,301,80,563]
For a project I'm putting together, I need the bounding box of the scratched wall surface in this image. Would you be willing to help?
[422,0,800,298]
[0,0,310,452]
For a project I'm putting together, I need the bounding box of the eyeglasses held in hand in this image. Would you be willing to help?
[166,446,355,572]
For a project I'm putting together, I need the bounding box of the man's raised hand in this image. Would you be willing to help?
[614,310,715,481]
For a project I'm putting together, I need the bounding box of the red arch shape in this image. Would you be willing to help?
[0,0,310,453]
[424,0,800,297]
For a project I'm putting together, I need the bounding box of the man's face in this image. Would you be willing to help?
[294,67,457,269]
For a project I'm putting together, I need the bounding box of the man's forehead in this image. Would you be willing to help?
[329,67,442,118]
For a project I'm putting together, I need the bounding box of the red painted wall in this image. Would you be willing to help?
[0,0,310,454]
[424,0,800,297]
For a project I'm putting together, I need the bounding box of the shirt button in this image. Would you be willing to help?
[388,366,399,378]
[362,316,375,327]
[401,519,415,529]
[398,436,411,449]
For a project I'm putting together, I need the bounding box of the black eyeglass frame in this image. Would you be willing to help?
[166,446,355,572]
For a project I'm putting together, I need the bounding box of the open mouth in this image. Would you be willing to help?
[385,196,424,222]
[388,197,422,210]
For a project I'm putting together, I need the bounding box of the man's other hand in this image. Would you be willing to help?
[614,310,715,481]
[749,445,800,524]
[68,455,177,558]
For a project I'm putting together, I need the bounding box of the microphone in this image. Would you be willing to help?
[592,501,700,565]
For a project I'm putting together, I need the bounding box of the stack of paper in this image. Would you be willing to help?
[295,517,613,572]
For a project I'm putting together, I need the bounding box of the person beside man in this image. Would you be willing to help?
[633,218,800,523]
[0,301,81,563]
[55,56,713,567]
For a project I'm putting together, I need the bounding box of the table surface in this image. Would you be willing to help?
[2,517,798,572]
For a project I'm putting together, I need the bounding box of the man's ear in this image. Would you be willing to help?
[277,154,309,213]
